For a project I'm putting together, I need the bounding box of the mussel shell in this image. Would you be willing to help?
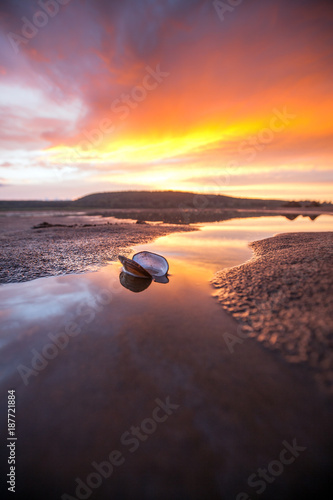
[118,255,152,278]
[132,251,169,277]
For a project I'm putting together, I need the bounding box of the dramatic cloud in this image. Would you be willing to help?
[0,0,332,200]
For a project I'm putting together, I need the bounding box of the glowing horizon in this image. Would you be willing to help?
[0,0,332,201]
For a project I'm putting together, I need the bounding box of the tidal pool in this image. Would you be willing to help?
[0,215,332,499]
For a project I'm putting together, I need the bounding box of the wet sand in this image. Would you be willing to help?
[212,232,333,394]
[0,214,194,284]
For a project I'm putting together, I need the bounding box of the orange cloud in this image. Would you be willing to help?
[0,0,332,200]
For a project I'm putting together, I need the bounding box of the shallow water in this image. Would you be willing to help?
[1,210,138,225]
[1,215,332,499]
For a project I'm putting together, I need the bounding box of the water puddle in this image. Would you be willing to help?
[0,214,332,499]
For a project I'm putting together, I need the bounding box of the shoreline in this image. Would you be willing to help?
[1,206,332,224]
[211,231,333,394]
[0,215,195,284]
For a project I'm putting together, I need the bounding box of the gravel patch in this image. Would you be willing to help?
[211,232,333,393]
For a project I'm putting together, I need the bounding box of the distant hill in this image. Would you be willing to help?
[72,190,283,209]
[0,191,330,211]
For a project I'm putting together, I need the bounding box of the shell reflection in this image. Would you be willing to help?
[119,271,152,293]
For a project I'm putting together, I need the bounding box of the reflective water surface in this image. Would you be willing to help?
[0,215,332,499]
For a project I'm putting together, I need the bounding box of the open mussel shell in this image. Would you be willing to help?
[119,271,152,293]
[132,251,169,277]
[118,255,152,278]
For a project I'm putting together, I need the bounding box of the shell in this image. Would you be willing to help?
[118,255,152,278]
[132,251,169,277]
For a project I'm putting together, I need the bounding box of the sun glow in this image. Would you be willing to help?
[0,0,332,200]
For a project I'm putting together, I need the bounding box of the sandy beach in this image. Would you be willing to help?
[212,231,333,394]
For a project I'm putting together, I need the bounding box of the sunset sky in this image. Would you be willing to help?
[0,0,332,201]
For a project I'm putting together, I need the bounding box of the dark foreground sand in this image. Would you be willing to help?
[212,232,333,394]
[0,215,195,284]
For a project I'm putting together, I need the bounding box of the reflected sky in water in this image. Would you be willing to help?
[137,214,333,272]
[1,214,332,354]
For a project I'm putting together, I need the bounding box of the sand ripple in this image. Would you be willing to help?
[212,232,333,394]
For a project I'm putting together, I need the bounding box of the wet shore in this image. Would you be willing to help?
[0,214,195,284]
[212,231,333,394]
